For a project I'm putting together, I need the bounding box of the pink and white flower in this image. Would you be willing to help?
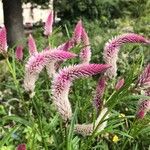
[103,33,150,78]
[44,11,54,36]
[93,77,106,111]
[24,50,77,92]
[28,34,37,56]
[136,99,150,119]
[15,45,24,61]
[137,64,150,89]
[80,27,91,64]
[0,26,7,53]
[51,64,111,121]
[73,20,83,44]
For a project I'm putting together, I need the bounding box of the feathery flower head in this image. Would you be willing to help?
[45,40,75,78]
[15,45,23,61]
[136,99,150,119]
[24,50,77,92]
[73,20,83,44]
[44,10,53,36]
[28,34,37,55]
[52,64,111,121]
[17,144,26,150]
[103,33,150,78]
[93,77,106,111]
[57,39,75,52]
[137,64,150,89]
[74,107,108,136]
[0,26,7,53]
[115,78,125,91]
[80,27,91,64]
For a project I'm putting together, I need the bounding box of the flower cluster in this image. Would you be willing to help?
[0,10,150,137]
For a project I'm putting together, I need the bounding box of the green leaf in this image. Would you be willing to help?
[0,124,21,147]
[3,115,32,127]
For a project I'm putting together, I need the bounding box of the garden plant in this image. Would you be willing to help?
[0,11,150,150]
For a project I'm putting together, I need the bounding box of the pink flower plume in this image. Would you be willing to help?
[24,50,77,92]
[73,20,83,44]
[15,45,23,61]
[115,78,125,91]
[46,39,75,78]
[75,107,108,136]
[17,144,26,150]
[103,33,150,78]
[44,11,53,36]
[51,64,111,121]
[28,34,37,55]
[137,64,150,89]
[80,27,91,64]
[93,77,106,111]
[136,99,150,119]
[0,26,7,53]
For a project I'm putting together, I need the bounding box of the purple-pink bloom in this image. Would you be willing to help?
[45,39,75,78]
[93,77,106,111]
[28,34,38,56]
[80,27,91,64]
[115,78,125,91]
[15,45,23,61]
[137,64,150,89]
[136,99,150,119]
[73,20,83,44]
[24,50,77,92]
[17,144,26,150]
[0,26,7,53]
[51,64,111,121]
[103,33,150,78]
[44,11,53,36]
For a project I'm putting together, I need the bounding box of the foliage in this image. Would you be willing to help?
[0,4,150,150]
[55,0,150,26]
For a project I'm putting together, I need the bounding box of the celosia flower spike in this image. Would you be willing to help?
[24,50,77,93]
[137,64,150,89]
[15,45,23,61]
[44,11,53,36]
[115,78,125,91]
[73,20,83,44]
[17,144,26,150]
[74,107,108,136]
[51,64,111,121]
[0,26,7,53]
[28,34,37,55]
[103,33,150,78]
[80,27,91,64]
[93,77,106,111]
[45,39,75,78]
[136,99,150,119]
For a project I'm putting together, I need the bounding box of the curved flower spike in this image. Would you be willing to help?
[24,50,77,93]
[0,26,7,53]
[136,99,150,119]
[73,20,83,44]
[15,45,23,61]
[46,39,75,78]
[28,34,37,55]
[44,11,53,36]
[51,64,111,121]
[103,33,150,78]
[115,78,125,91]
[137,64,150,89]
[80,27,91,64]
[74,107,109,136]
[93,77,106,111]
